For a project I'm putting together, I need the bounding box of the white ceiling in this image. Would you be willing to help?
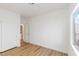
[0,3,70,18]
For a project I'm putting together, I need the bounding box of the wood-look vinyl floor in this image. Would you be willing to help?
[0,42,68,56]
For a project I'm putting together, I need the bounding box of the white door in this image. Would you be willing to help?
[1,19,18,52]
[0,22,2,51]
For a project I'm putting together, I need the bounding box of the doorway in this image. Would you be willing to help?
[20,24,25,46]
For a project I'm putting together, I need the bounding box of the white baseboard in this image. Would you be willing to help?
[29,41,67,54]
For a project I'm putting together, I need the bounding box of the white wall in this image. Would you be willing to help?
[0,9,20,52]
[28,8,69,53]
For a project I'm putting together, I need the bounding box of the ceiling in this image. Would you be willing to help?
[0,3,70,18]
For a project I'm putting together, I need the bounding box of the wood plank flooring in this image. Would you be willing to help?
[0,42,68,56]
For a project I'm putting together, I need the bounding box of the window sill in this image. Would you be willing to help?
[71,44,79,56]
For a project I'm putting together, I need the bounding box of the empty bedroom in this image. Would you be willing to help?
[0,3,78,56]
